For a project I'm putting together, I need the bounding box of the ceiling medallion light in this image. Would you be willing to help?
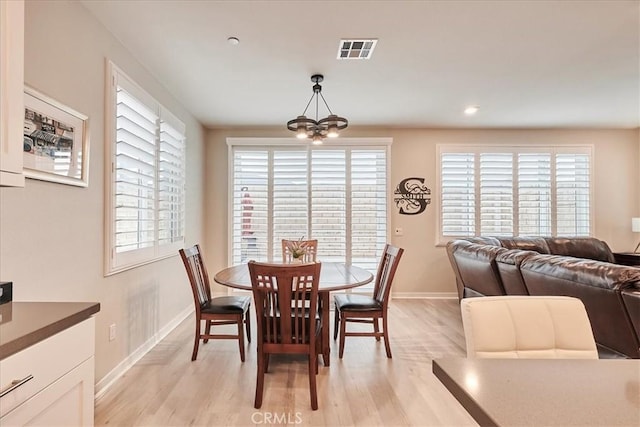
[287,74,348,144]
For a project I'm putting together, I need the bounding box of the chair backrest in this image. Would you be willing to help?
[179,244,211,309]
[373,244,404,304]
[248,261,321,346]
[281,239,318,263]
[460,296,598,359]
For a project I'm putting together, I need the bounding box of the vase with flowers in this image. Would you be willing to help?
[286,237,309,263]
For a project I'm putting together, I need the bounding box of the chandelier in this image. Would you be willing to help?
[286,74,348,144]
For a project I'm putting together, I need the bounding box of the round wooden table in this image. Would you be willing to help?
[214,262,374,366]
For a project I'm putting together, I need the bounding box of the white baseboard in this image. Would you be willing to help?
[391,292,458,299]
[94,305,193,400]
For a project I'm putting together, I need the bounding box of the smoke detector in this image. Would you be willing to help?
[337,39,378,59]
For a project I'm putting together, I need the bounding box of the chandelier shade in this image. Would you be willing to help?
[287,74,348,144]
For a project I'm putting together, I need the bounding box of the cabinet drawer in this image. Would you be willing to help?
[1,356,94,426]
[0,317,94,416]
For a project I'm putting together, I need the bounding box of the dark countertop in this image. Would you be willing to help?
[0,301,100,360]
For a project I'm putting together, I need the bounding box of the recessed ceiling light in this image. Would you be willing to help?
[464,105,479,116]
[227,36,240,45]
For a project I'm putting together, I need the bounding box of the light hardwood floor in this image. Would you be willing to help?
[95,299,477,426]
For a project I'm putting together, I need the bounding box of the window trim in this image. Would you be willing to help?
[435,144,594,246]
[104,61,186,275]
[226,137,393,266]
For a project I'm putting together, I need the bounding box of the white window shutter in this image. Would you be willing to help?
[438,145,592,242]
[556,153,590,236]
[480,153,513,236]
[441,153,475,236]
[229,140,390,274]
[114,86,157,254]
[107,63,186,273]
[158,108,185,248]
[351,149,387,272]
[518,153,551,235]
[232,149,269,264]
[273,149,309,260]
[311,149,347,261]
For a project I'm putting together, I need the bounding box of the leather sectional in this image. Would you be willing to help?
[446,236,640,358]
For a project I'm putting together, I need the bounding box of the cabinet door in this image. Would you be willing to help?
[0,0,25,187]
[0,357,94,427]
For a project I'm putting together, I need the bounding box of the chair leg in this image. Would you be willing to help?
[308,351,318,410]
[192,318,201,361]
[245,311,251,343]
[237,316,246,362]
[255,349,265,409]
[373,317,381,341]
[333,307,340,340]
[265,353,270,373]
[382,312,392,358]
[203,320,211,344]
[339,314,347,358]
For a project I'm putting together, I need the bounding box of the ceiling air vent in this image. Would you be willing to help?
[337,39,377,60]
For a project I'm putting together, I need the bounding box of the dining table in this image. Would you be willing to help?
[213,261,374,366]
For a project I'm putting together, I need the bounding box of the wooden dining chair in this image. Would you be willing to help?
[333,244,404,358]
[282,239,318,263]
[179,244,251,362]
[248,261,322,410]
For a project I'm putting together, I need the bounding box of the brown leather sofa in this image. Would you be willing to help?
[446,236,640,358]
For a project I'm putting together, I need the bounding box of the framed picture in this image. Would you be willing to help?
[23,86,89,187]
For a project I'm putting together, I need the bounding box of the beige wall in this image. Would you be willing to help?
[206,127,639,296]
[0,1,205,382]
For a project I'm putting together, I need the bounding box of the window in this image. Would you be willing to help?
[438,145,592,241]
[105,62,186,274]
[228,138,391,277]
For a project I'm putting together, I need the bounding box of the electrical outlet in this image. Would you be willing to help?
[109,324,117,341]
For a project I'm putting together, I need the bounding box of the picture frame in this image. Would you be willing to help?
[23,86,89,187]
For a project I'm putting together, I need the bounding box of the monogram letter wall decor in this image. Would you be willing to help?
[394,177,431,215]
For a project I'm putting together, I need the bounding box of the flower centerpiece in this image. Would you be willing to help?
[286,237,309,262]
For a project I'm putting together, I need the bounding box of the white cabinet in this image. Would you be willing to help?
[0,318,95,426]
[0,0,25,187]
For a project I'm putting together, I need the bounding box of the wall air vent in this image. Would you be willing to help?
[337,39,377,60]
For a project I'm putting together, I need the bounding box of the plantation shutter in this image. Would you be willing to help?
[311,149,347,261]
[273,149,309,261]
[351,149,387,272]
[232,149,269,264]
[438,145,592,241]
[480,153,513,236]
[441,153,475,236]
[518,153,551,235]
[114,83,157,255]
[158,108,185,249]
[108,63,186,273]
[556,153,590,236]
[229,140,390,273]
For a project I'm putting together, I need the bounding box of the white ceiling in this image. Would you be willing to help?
[81,0,639,129]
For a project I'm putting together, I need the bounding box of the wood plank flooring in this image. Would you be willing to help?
[95,299,477,426]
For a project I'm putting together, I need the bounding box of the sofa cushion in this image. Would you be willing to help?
[520,254,640,291]
[495,249,539,295]
[450,242,509,296]
[497,237,551,254]
[520,254,640,358]
[463,236,502,246]
[544,237,615,263]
